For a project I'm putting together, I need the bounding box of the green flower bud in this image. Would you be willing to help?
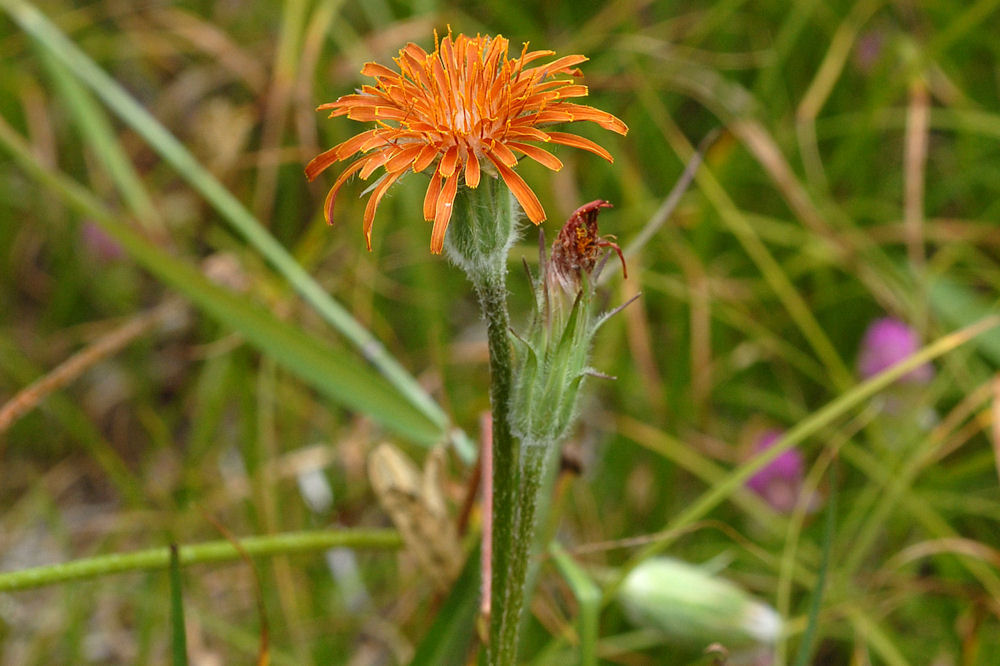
[509,201,631,444]
[618,557,782,648]
[443,177,520,281]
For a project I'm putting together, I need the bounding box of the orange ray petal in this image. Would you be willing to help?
[464,152,481,188]
[544,103,629,134]
[361,62,399,80]
[359,149,394,179]
[486,153,545,223]
[506,126,551,142]
[521,91,562,108]
[321,159,367,224]
[519,49,557,66]
[430,174,460,254]
[439,144,459,177]
[483,37,506,75]
[440,33,458,72]
[529,78,579,92]
[328,129,380,160]
[553,84,589,99]
[384,143,425,172]
[321,94,375,114]
[423,172,442,220]
[305,146,340,181]
[486,140,518,167]
[403,42,429,61]
[405,120,440,134]
[527,110,577,125]
[545,131,614,163]
[400,51,434,92]
[348,105,411,122]
[508,142,563,171]
[412,143,441,173]
[363,170,404,250]
[360,130,399,152]
[519,54,588,81]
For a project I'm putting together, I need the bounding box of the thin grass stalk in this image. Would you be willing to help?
[0,529,401,592]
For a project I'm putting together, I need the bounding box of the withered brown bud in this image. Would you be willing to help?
[548,199,627,293]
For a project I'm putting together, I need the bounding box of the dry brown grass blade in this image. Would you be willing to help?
[796,0,884,123]
[920,377,993,467]
[293,0,348,157]
[993,375,1000,486]
[904,79,930,276]
[151,7,268,93]
[885,537,1000,572]
[620,273,666,419]
[252,3,308,223]
[731,119,835,239]
[671,241,712,421]
[0,298,184,438]
[732,117,902,310]
[615,128,719,273]
[200,512,271,666]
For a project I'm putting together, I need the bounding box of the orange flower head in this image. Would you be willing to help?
[305,31,628,253]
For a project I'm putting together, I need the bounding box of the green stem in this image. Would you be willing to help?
[495,439,559,662]
[477,272,519,666]
[0,529,401,592]
[443,179,525,665]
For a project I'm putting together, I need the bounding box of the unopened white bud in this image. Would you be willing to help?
[618,557,782,648]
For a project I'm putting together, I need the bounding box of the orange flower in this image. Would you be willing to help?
[305,31,628,253]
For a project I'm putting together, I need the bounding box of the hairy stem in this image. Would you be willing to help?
[445,180,529,664]
[474,270,521,665]
[498,438,560,661]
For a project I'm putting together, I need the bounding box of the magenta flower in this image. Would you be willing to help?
[746,430,804,513]
[857,317,933,383]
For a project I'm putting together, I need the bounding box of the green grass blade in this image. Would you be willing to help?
[0,0,449,437]
[169,544,189,666]
[549,542,600,666]
[791,464,836,666]
[36,47,164,234]
[408,543,481,666]
[0,116,442,445]
[928,275,1000,365]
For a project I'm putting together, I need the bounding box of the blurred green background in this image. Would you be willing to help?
[2,0,1000,663]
